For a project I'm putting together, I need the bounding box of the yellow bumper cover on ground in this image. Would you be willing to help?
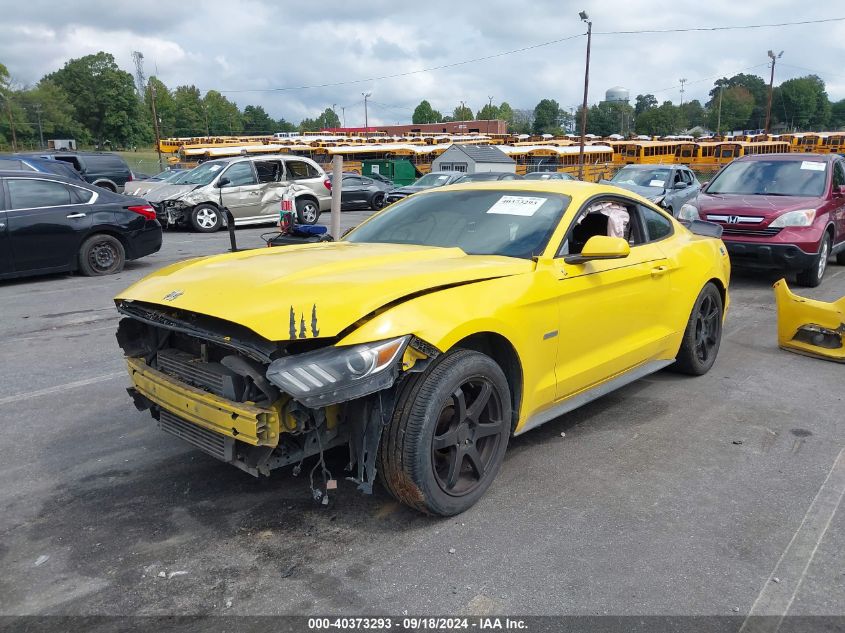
[126,357,282,446]
[773,279,845,363]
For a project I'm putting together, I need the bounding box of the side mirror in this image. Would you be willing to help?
[700,181,709,189]
[216,177,230,188]
[834,184,845,198]
[673,181,689,189]
[564,236,630,265]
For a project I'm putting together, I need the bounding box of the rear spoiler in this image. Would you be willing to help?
[679,219,723,239]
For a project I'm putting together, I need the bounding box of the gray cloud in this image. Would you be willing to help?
[0,0,841,125]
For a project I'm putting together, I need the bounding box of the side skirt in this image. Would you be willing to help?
[514,359,674,436]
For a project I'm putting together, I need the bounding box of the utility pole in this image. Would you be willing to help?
[34,103,44,149]
[577,10,592,180]
[487,95,493,134]
[203,104,209,136]
[765,50,784,134]
[679,78,687,106]
[341,106,346,127]
[362,92,371,133]
[148,81,164,171]
[716,85,724,136]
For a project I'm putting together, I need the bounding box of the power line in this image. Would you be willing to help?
[595,16,845,35]
[218,33,585,94]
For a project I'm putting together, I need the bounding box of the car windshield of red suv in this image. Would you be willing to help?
[706,159,827,197]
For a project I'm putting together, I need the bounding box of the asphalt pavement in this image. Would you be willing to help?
[0,212,843,619]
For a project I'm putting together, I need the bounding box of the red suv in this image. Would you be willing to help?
[680,153,845,286]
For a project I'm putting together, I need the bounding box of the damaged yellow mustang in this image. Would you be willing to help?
[116,181,730,515]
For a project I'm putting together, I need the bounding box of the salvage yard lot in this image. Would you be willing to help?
[0,213,843,616]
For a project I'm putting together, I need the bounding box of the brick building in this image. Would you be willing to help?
[324,119,508,135]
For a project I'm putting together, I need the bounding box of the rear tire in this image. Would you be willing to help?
[296,198,320,225]
[378,349,511,516]
[190,204,221,233]
[672,282,723,376]
[78,234,125,276]
[796,233,830,288]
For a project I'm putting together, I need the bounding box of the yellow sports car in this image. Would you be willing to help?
[115,180,730,515]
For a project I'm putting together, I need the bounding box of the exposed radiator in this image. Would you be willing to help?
[159,410,234,463]
[157,348,243,400]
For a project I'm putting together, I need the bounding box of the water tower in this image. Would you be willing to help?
[605,86,630,103]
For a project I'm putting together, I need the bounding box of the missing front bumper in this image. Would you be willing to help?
[773,279,845,363]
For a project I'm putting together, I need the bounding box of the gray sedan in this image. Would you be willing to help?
[340,173,393,210]
[603,164,700,216]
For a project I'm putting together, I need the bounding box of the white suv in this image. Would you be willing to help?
[147,154,331,232]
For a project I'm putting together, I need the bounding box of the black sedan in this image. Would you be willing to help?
[340,173,393,210]
[0,171,162,280]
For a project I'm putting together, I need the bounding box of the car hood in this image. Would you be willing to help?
[601,180,665,199]
[696,193,821,219]
[141,183,200,203]
[388,185,430,195]
[115,242,532,342]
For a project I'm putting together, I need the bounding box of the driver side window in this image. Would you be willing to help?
[558,197,646,256]
[221,162,257,187]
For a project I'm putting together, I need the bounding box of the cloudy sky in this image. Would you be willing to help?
[1,0,843,126]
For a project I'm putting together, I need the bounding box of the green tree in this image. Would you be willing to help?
[498,101,514,125]
[0,63,33,147]
[45,52,147,146]
[275,118,297,133]
[242,105,276,133]
[532,99,562,135]
[315,107,341,129]
[476,103,500,120]
[511,109,534,135]
[411,100,442,124]
[586,101,634,136]
[706,87,754,134]
[634,94,657,116]
[830,99,845,130]
[144,76,176,138]
[171,85,204,135]
[709,73,768,129]
[635,101,684,136]
[779,76,830,130]
[17,79,89,145]
[679,99,705,129]
[299,117,317,132]
[203,90,242,135]
[452,104,473,121]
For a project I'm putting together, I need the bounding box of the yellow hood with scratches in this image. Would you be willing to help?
[115,242,532,341]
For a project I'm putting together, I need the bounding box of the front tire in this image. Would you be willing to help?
[672,282,723,376]
[370,192,386,210]
[796,233,830,287]
[190,204,221,232]
[296,198,320,225]
[78,234,125,276]
[378,349,511,516]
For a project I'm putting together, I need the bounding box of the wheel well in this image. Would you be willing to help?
[75,229,128,268]
[297,194,319,206]
[825,223,835,242]
[706,277,727,312]
[93,180,116,192]
[453,332,523,429]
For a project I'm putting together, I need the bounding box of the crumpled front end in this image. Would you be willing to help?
[773,279,845,363]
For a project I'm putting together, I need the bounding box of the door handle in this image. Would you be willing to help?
[651,265,669,277]
[66,213,87,219]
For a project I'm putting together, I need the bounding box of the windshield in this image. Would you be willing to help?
[706,159,828,196]
[524,172,573,180]
[413,173,454,187]
[180,161,228,186]
[345,189,570,259]
[611,167,670,188]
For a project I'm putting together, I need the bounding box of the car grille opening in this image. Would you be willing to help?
[720,226,782,237]
[156,348,245,401]
[159,410,234,462]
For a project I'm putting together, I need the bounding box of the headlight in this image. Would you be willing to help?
[769,209,816,228]
[266,336,409,407]
[678,203,700,221]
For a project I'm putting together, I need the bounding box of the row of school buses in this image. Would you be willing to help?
[158,131,845,181]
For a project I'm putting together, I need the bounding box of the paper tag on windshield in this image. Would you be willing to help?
[800,161,826,171]
[649,179,665,187]
[487,195,545,216]
[208,164,222,171]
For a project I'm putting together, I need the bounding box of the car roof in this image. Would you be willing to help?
[736,152,837,162]
[0,170,94,185]
[428,178,654,205]
[618,164,685,169]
